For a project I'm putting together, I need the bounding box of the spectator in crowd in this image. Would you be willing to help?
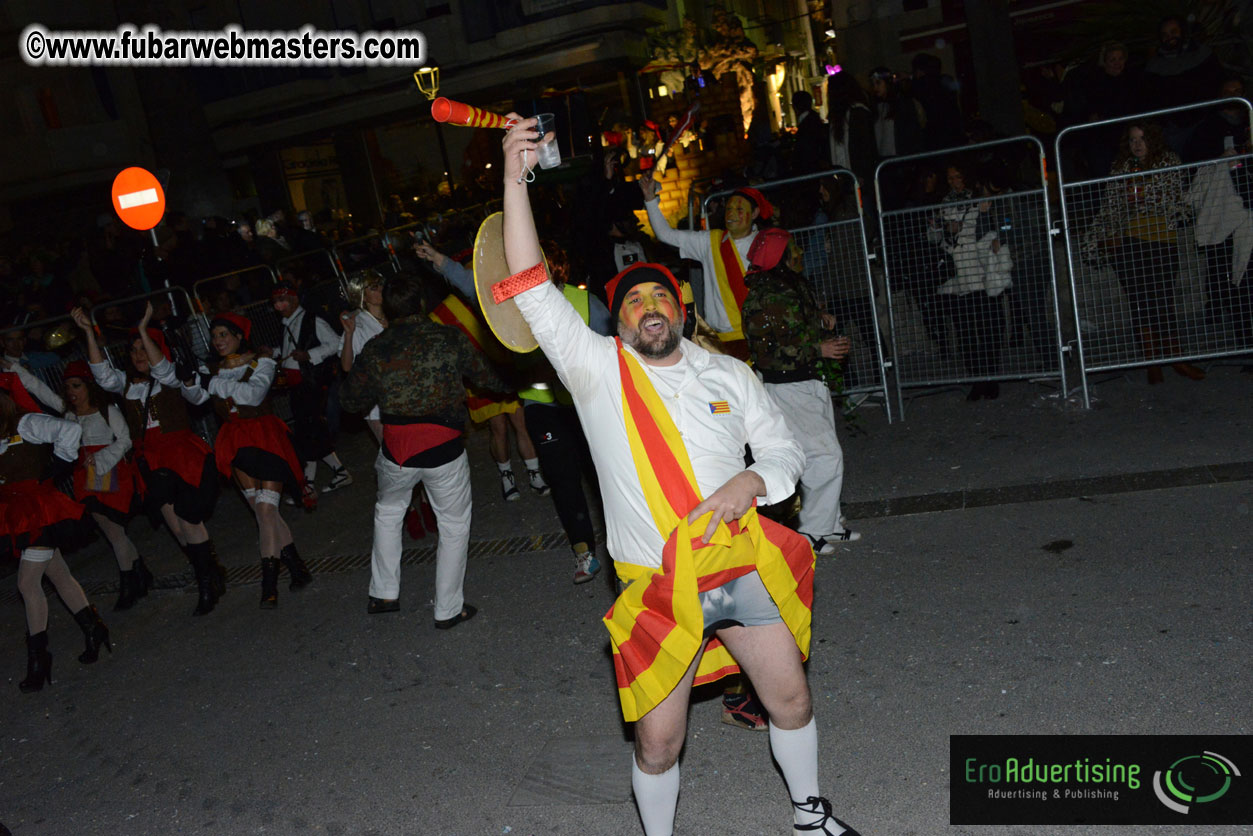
[747,81,782,180]
[1184,74,1253,163]
[1083,122,1205,384]
[928,160,1010,400]
[791,90,829,176]
[289,210,328,254]
[911,52,964,151]
[1144,15,1225,153]
[2,328,60,373]
[1063,41,1144,179]
[826,70,878,191]
[252,218,290,266]
[1185,81,1253,359]
[338,271,509,623]
[870,67,924,160]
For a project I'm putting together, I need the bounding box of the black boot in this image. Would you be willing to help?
[186,542,219,616]
[19,631,53,693]
[279,544,313,591]
[259,557,280,609]
[207,541,227,598]
[114,569,140,611]
[72,605,112,664]
[133,556,154,598]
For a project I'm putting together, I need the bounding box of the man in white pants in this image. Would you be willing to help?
[339,271,511,625]
[740,227,861,554]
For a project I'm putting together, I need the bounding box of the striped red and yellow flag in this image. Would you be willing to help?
[604,341,814,722]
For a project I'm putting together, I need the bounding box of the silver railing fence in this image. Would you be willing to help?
[703,168,892,420]
[334,230,402,275]
[1055,97,1253,408]
[191,263,279,318]
[874,135,1065,416]
[274,248,344,287]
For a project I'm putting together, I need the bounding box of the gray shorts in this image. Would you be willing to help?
[698,571,783,638]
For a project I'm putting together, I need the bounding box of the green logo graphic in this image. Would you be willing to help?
[1153,751,1240,814]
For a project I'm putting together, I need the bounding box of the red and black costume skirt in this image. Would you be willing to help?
[73,444,145,525]
[214,415,306,502]
[135,428,219,525]
[1,479,86,555]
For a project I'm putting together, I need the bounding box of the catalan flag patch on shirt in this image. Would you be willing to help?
[708,400,731,415]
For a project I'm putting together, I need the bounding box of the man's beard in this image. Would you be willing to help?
[620,312,682,359]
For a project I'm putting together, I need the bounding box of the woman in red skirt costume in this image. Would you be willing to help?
[1,379,110,693]
[11,356,150,613]
[70,304,226,615]
[203,311,314,608]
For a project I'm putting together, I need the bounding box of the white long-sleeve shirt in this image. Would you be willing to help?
[278,307,338,371]
[68,405,131,475]
[207,357,276,407]
[337,309,385,421]
[514,280,802,570]
[645,197,758,334]
[12,363,131,474]
[5,413,82,463]
[89,359,210,425]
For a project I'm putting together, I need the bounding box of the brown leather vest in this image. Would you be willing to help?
[210,364,274,423]
[124,383,193,439]
[0,434,50,486]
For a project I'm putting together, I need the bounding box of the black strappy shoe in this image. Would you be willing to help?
[793,796,862,835]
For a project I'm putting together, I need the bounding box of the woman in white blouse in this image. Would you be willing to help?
[2,384,111,692]
[14,356,150,611]
[70,304,227,616]
[204,311,314,608]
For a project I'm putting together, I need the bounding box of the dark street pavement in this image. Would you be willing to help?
[1,364,1250,836]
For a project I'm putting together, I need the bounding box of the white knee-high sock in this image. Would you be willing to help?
[769,717,833,829]
[632,755,680,836]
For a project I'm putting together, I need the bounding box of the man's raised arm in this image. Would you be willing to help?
[499,115,610,397]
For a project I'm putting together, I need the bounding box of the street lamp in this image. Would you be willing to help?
[413,67,454,194]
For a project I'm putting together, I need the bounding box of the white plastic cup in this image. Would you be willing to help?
[534,113,561,169]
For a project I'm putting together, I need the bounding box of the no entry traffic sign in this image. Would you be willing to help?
[111,166,166,231]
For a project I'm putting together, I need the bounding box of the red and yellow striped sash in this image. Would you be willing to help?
[603,341,814,721]
[708,230,750,340]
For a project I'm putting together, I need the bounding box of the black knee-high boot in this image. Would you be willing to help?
[186,542,219,616]
[114,568,141,611]
[279,543,312,591]
[133,555,154,597]
[259,557,280,609]
[19,631,53,693]
[207,541,227,598]
[72,605,112,664]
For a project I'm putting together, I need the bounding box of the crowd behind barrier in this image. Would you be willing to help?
[876,136,1065,416]
[1055,97,1253,408]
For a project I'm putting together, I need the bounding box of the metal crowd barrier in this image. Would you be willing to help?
[874,135,1065,416]
[275,248,342,287]
[1055,97,1253,408]
[702,169,892,420]
[334,230,400,275]
[191,263,278,318]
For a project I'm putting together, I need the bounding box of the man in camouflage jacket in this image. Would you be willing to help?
[741,228,862,554]
[339,271,511,625]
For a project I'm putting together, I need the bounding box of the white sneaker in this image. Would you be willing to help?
[528,468,550,496]
[573,551,601,584]
[321,467,353,493]
[500,470,520,501]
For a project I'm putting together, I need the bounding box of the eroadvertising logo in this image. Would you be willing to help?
[950,735,1252,825]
